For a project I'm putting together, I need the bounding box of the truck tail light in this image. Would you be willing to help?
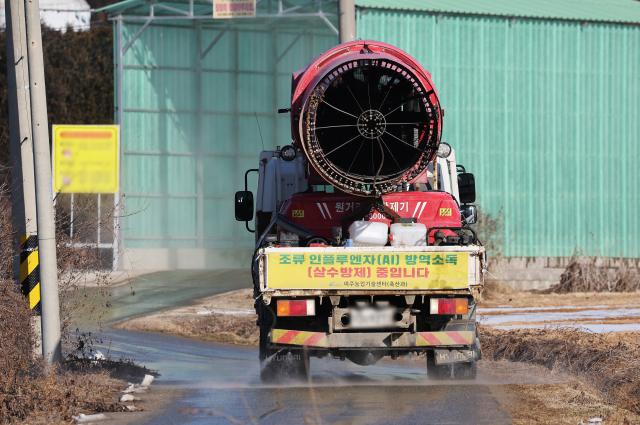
[276,299,316,316]
[430,298,468,315]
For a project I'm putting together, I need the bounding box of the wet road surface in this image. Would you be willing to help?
[90,270,554,424]
[102,328,516,424]
[105,269,252,324]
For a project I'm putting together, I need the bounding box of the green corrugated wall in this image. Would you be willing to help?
[118,21,336,258]
[357,8,640,257]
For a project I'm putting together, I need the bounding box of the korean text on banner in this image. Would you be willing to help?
[266,251,470,290]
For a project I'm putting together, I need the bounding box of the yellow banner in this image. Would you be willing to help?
[266,251,470,290]
[52,125,119,194]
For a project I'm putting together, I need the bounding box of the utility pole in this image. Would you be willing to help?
[338,0,356,43]
[23,0,62,363]
[5,0,42,354]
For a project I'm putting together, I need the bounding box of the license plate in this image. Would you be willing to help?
[434,349,474,365]
[349,307,395,329]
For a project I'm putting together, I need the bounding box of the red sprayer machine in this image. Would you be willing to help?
[235,40,485,381]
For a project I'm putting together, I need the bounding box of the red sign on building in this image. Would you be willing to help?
[213,0,256,18]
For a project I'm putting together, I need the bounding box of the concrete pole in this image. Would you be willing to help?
[6,0,38,266]
[112,17,124,271]
[23,0,62,363]
[338,0,356,43]
[6,0,42,357]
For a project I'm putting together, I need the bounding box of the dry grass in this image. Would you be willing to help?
[474,207,505,259]
[1,369,124,425]
[116,312,258,346]
[0,284,37,422]
[548,257,640,293]
[115,311,259,346]
[479,285,640,309]
[115,288,259,345]
[481,327,640,416]
[494,382,640,425]
[167,314,258,346]
[480,280,517,302]
[0,183,129,423]
[0,259,125,424]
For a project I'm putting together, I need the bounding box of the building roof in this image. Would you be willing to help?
[96,0,334,18]
[95,0,211,15]
[95,0,339,32]
[355,0,640,25]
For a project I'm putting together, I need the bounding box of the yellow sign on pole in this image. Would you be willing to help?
[52,125,119,194]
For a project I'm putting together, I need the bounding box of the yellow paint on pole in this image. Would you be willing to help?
[52,125,119,193]
[20,235,41,313]
[266,251,470,290]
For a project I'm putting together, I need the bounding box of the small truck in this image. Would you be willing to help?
[235,40,485,381]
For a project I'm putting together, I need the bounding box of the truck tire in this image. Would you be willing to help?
[258,304,274,361]
[260,349,309,382]
[257,304,310,382]
[259,326,273,361]
[426,351,451,379]
[452,361,477,380]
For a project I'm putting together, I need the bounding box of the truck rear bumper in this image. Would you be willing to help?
[270,328,475,349]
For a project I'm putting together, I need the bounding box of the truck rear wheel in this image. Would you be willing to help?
[260,349,309,382]
[452,361,477,379]
[258,305,310,382]
[426,351,450,379]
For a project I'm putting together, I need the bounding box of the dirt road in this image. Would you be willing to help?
[101,328,530,424]
[87,272,639,424]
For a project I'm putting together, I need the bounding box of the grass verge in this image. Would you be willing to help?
[0,284,141,424]
[0,183,149,423]
[481,327,640,416]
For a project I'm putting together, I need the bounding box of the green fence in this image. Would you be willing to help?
[113,1,640,264]
[357,8,640,257]
[116,18,336,266]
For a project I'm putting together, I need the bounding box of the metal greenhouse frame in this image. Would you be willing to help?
[100,0,339,269]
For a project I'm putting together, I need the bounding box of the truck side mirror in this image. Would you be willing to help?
[460,204,477,225]
[235,190,254,222]
[458,172,476,204]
